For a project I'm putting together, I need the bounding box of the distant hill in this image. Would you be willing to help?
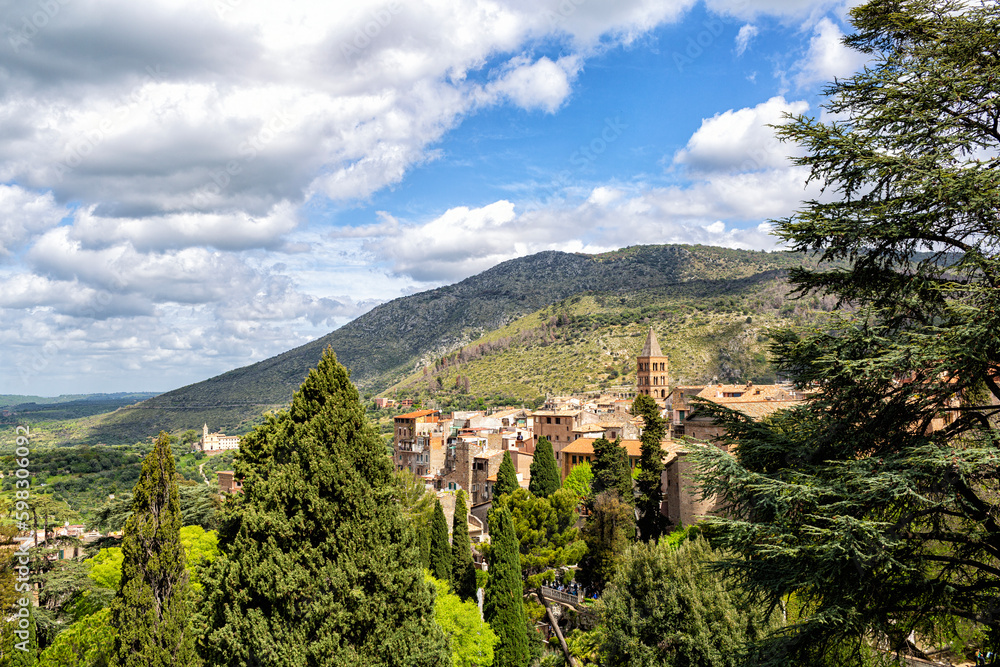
[0,393,160,420]
[75,245,820,444]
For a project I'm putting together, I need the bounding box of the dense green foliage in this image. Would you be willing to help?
[633,395,668,541]
[505,488,586,590]
[494,451,519,501]
[600,536,754,667]
[37,607,114,667]
[451,492,478,602]
[198,348,448,667]
[394,470,437,570]
[528,438,560,498]
[110,432,197,667]
[427,576,498,667]
[11,601,38,666]
[693,1,1000,663]
[430,499,453,583]
[93,483,220,533]
[578,491,635,594]
[562,462,592,501]
[590,438,632,504]
[483,505,530,667]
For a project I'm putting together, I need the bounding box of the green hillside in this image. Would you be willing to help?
[35,245,823,445]
[384,270,836,408]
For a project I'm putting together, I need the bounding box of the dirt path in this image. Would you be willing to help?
[199,461,209,484]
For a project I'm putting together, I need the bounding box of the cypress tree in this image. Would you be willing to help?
[483,505,529,667]
[590,437,633,504]
[494,451,518,501]
[111,431,197,667]
[418,521,432,570]
[199,347,448,667]
[451,491,478,602]
[527,437,560,498]
[633,394,668,541]
[430,499,452,582]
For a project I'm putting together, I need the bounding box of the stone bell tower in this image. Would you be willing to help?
[637,328,669,407]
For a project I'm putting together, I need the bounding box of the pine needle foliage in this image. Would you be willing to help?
[633,395,668,541]
[451,491,478,602]
[692,1,1000,663]
[110,431,198,667]
[494,451,519,501]
[528,438,561,498]
[483,505,530,667]
[430,499,452,583]
[198,347,448,667]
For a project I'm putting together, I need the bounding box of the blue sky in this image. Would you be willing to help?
[0,0,866,395]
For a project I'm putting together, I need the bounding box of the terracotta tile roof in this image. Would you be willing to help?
[396,409,439,419]
[561,437,646,458]
[694,384,798,403]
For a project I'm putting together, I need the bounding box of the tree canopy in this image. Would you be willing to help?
[426,575,498,667]
[505,488,586,590]
[494,451,519,501]
[633,395,668,541]
[590,437,632,505]
[528,437,561,498]
[562,462,593,501]
[693,0,1000,663]
[430,499,452,583]
[198,347,448,667]
[451,491,478,602]
[578,490,635,594]
[110,431,198,667]
[600,536,762,667]
[483,505,530,667]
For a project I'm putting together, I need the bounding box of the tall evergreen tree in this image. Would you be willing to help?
[590,437,632,504]
[451,491,478,602]
[111,431,197,667]
[527,437,560,498]
[199,348,448,667]
[493,451,518,501]
[430,499,452,582]
[633,395,667,541]
[578,490,636,594]
[483,505,529,667]
[693,1,1000,663]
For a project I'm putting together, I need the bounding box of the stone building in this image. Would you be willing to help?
[198,424,240,455]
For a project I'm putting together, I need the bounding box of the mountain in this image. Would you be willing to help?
[78,245,818,444]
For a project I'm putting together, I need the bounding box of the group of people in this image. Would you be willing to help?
[977,650,995,666]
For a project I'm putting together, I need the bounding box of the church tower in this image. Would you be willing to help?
[637,328,669,406]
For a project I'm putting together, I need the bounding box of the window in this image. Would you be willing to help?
[555,417,561,425]
[472,484,478,492]
[547,417,552,424]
